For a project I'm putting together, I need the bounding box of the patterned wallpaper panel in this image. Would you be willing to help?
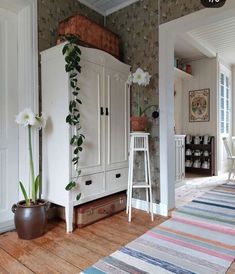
[160,0,205,23]
[38,0,104,52]
[106,0,205,202]
[106,0,160,202]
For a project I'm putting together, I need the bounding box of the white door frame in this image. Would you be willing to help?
[0,0,38,232]
[159,0,235,215]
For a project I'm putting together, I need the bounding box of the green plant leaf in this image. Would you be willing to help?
[34,175,40,199]
[73,91,79,96]
[69,73,77,78]
[76,99,82,104]
[62,44,68,55]
[74,147,79,154]
[76,193,81,201]
[19,182,30,206]
[65,181,76,191]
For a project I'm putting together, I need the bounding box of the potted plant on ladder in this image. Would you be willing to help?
[12,108,50,240]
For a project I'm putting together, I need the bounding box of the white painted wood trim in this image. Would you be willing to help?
[78,0,140,16]
[183,33,216,58]
[174,67,193,79]
[18,0,38,200]
[0,220,15,234]
[78,0,106,16]
[131,198,168,216]
[159,0,235,214]
[105,0,140,16]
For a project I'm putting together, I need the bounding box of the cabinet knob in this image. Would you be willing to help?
[105,107,109,116]
[85,180,92,185]
[100,107,104,115]
[116,173,121,178]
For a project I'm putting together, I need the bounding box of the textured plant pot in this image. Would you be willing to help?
[12,199,50,240]
[130,116,148,132]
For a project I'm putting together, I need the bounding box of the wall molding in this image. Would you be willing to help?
[0,221,15,234]
[131,198,168,216]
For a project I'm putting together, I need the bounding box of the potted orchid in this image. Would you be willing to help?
[127,68,158,131]
[12,108,50,240]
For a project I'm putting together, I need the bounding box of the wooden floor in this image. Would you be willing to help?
[1,207,235,273]
[0,209,167,273]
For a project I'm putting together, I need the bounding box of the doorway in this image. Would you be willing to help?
[159,0,235,215]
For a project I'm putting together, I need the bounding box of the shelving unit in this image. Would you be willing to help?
[174,67,193,79]
[185,136,215,176]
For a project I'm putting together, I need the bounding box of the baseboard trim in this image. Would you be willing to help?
[131,198,168,216]
[0,220,15,234]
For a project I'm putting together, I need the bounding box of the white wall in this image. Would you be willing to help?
[174,76,183,134]
[232,65,235,136]
[181,58,218,137]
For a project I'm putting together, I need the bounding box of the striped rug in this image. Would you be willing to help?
[81,184,235,274]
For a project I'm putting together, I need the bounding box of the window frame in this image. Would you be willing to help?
[219,65,231,137]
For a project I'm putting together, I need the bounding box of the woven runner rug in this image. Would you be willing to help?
[81,184,235,274]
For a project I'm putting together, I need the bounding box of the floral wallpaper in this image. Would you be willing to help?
[106,0,205,202]
[160,0,205,23]
[38,0,104,52]
[106,0,160,202]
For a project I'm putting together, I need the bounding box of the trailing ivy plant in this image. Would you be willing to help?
[60,34,84,201]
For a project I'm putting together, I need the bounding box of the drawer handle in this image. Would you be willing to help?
[116,173,121,178]
[85,180,92,186]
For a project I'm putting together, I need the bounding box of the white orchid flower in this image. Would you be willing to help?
[143,71,151,86]
[133,68,146,86]
[15,108,36,127]
[35,112,48,129]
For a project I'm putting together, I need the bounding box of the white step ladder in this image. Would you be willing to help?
[126,132,154,222]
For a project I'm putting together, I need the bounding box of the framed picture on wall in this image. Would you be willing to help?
[189,89,210,122]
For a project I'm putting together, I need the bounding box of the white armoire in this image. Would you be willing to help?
[41,44,130,232]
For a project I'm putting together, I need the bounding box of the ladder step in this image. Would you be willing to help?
[132,182,151,189]
[133,148,147,151]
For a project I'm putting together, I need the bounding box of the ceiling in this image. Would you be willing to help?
[78,0,139,16]
[174,37,205,62]
[175,16,235,65]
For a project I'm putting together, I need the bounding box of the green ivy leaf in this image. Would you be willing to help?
[76,193,81,201]
[77,136,83,146]
[62,44,69,55]
[65,181,76,191]
[69,73,77,78]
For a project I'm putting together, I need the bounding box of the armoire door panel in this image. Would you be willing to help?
[74,61,105,176]
[105,69,129,170]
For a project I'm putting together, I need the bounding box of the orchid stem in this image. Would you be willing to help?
[28,125,35,203]
[137,86,141,116]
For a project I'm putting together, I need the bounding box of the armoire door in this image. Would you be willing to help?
[0,9,18,230]
[74,60,105,176]
[105,68,129,171]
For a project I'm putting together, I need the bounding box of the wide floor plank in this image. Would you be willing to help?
[1,208,234,273]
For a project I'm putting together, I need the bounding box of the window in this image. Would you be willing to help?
[220,70,231,135]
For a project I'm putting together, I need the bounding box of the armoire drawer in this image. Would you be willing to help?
[77,173,105,201]
[106,168,128,192]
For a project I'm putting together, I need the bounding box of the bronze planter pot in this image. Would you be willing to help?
[12,199,50,240]
[130,116,148,132]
